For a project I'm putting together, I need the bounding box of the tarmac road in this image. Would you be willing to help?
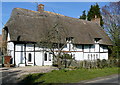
[82,74,120,85]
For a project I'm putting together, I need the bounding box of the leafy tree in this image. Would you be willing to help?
[102,2,120,58]
[87,3,104,26]
[79,10,86,20]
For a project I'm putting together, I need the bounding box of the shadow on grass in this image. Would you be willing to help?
[18,73,45,85]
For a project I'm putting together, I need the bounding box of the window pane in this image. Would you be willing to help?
[49,54,51,61]
[44,53,47,61]
[28,53,32,62]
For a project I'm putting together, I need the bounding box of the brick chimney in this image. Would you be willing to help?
[91,15,100,26]
[38,4,44,11]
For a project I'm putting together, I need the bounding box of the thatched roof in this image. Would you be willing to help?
[4,8,112,45]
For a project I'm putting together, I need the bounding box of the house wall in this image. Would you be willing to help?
[7,42,108,66]
[7,42,53,66]
[65,42,108,61]
[7,33,109,67]
[7,33,52,66]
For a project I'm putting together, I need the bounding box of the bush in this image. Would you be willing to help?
[61,54,72,59]
[117,59,120,67]
[97,59,102,68]
[101,59,108,68]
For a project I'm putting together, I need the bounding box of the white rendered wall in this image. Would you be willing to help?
[7,33,109,67]
[100,53,108,60]
[34,52,42,66]
[95,43,99,52]
[7,42,52,66]
[74,52,83,60]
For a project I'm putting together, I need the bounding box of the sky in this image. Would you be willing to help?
[0,2,110,34]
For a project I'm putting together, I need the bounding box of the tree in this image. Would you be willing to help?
[79,10,86,20]
[102,2,120,58]
[87,3,104,26]
[37,14,72,69]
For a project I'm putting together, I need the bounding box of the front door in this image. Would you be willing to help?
[44,52,52,65]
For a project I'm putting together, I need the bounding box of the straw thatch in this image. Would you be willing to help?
[4,8,112,45]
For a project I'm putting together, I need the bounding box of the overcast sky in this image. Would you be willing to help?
[0,2,110,34]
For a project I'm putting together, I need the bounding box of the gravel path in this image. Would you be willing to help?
[0,66,58,85]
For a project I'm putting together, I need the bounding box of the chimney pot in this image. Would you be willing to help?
[38,4,44,11]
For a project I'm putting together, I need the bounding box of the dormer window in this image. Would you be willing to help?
[66,37,74,42]
[66,37,74,51]
[94,38,101,43]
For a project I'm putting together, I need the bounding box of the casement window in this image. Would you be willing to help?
[91,54,92,60]
[66,37,74,42]
[94,38,101,43]
[89,45,95,52]
[88,54,90,60]
[66,37,74,51]
[103,46,108,52]
[49,53,52,61]
[44,53,47,61]
[84,45,89,52]
[96,54,98,58]
[93,54,95,59]
[28,53,32,62]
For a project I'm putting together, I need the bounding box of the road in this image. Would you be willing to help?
[83,74,120,85]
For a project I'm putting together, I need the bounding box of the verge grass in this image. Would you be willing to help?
[21,67,119,84]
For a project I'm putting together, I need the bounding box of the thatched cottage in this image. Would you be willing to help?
[2,4,112,67]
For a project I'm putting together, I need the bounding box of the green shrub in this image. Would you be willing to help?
[97,59,102,68]
[101,59,108,68]
[61,54,72,59]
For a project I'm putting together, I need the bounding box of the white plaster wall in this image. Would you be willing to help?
[35,52,43,66]
[100,53,108,60]
[7,42,14,57]
[15,44,25,66]
[7,33,11,41]
[100,45,104,52]
[7,42,14,51]
[73,52,83,60]
[26,44,34,51]
[7,37,109,67]
[15,44,24,51]
[95,44,99,52]
[15,52,21,66]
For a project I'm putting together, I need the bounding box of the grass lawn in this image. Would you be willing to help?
[21,67,119,84]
